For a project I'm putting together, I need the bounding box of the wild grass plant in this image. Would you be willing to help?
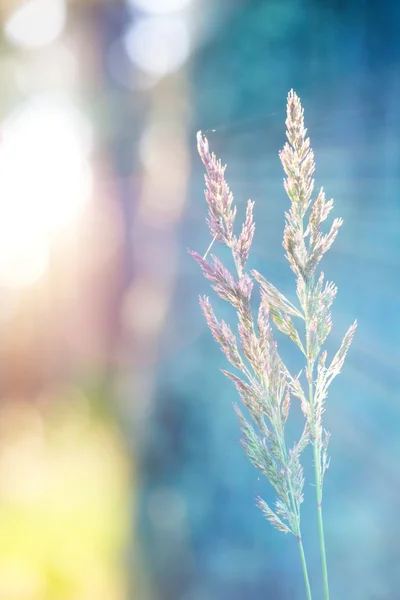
[190,90,357,600]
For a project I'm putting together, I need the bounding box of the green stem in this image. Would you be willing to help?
[303,268,329,600]
[309,378,330,600]
[230,216,313,600]
[312,438,330,600]
[297,534,313,600]
[285,477,313,600]
[276,425,313,600]
[290,478,313,600]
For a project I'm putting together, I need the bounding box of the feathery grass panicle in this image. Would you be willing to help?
[191,91,356,600]
[276,90,356,600]
[192,130,309,543]
[277,90,357,453]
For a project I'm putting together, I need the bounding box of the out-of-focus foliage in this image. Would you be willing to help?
[0,391,131,600]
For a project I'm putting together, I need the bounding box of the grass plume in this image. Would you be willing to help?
[190,90,356,600]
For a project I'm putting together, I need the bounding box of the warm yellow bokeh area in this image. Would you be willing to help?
[0,391,131,600]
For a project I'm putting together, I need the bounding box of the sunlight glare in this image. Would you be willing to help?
[4,0,66,49]
[0,97,92,288]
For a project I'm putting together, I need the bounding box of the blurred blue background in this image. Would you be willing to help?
[0,0,398,599]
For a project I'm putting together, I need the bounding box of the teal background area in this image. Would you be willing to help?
[135,1,400,599]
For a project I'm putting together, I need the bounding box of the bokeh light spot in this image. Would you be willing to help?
[124,16,190,77]
[127,0,193,14]
[121,278,169,337]
[4,0,66,49]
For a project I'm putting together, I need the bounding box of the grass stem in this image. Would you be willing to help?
[309,377,330,600]
[313,441,330,600]
[297,535,313,600]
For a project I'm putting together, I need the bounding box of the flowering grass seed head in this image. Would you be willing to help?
[191,91,356,544]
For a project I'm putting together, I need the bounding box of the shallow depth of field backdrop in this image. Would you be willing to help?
[0,0,398,599]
